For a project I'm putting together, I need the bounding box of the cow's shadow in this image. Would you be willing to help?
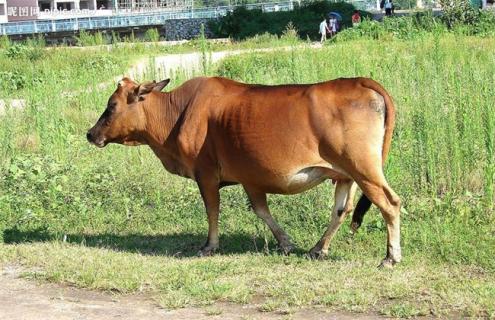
[2,227,303,257]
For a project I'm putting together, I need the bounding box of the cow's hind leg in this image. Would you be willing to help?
[358,178,401,267]
[309,180,357,259]
[244,187,295,255]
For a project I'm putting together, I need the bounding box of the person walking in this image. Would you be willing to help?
[329,16,337,37]
[384,0,393,16]
[319,17,330,43]
[352,10,361,27]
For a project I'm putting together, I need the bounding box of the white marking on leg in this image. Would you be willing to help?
[313,181,356,254]
[387,218,401,262]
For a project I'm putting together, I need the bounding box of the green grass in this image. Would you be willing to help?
[0,35,494,318]
[218,35,495,206]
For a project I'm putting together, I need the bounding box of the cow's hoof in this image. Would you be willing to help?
[278,242,295,255]
[350,221,360,234]
[197,245,218,257]
[308,247,328,260]
[378,258,396,269]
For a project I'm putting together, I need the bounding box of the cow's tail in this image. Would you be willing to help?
[350,78,396,232]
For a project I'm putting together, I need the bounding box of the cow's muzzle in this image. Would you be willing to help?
[86,130,106,148]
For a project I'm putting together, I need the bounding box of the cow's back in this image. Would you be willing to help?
[178,77,386,192]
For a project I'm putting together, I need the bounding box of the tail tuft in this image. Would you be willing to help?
[351,194,372,232]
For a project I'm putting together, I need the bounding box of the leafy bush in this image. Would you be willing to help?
[75,30,107,47]
[78,55,118,72]
[211,0,494,42]
[3,43,44,61]
[280,22,300,43]
[111,31,121,44]
[144,28,161,42]
[471,10,495,36]
[334,8,495,42]
[0,35,11,49]
[440,0,480,28]
[0,71,27,91]
[25,35,46,49]
[4,44,30,58]
[239,32,280,46]
[1,155,127,233]
[210,1,371,40]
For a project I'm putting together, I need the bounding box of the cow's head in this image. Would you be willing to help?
[86,77,170,148]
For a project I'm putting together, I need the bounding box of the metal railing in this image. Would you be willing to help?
[0,2,297,35]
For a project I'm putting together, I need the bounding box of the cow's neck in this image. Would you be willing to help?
[143,93,181,143]
[142,89,191,177]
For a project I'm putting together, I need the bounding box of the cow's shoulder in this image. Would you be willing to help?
[174,77,238,165]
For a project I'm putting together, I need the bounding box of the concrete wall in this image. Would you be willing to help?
[163,18,215,40]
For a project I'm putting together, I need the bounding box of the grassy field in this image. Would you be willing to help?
[0,34,494,318]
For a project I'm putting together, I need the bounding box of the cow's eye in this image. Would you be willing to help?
[107,102,117,111]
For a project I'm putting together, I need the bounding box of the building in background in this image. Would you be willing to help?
[2,0,196,22]
[6,0,38,21]
[7,0,489,38]
[0,0,8,23]
[7,0,204,20]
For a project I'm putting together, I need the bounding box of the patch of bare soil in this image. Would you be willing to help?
[0,264,385,320]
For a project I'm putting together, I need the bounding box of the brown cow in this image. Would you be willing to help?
[87,76,401,267]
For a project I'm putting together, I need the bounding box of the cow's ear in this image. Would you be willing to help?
[134,81,157,101]
[153,79,170,92]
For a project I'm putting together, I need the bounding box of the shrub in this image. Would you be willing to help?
[280,22,299,44]
[144,28,161,42]
[4,44,30,58]
[111,31,121,44]
[439,0,480,28]
[472,10,495,37]
[210,1,370,40]
[78,54,118,72]
[3,43,44,61]
[25,35,46,49]
[75,30,107,47]
[0,35,11,49]
[0,71,27,91]
[333,8,493,42]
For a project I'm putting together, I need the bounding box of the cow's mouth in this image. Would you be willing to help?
[92,139,107,148]
[87,131,107,148]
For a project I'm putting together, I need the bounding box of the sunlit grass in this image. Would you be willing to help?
[0,34,494,318]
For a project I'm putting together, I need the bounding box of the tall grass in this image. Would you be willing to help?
[333,10,495,43]
[75,30,107,47]
[0,34,494,317]
[217,35,495,211]
[144,28,161,42]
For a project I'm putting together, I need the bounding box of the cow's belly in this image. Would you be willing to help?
[285,167,330,194]
[222,164,350,195]
[284,166,351,194]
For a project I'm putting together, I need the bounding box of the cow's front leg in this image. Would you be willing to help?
[197,178,220,256]
[244,186,295,255]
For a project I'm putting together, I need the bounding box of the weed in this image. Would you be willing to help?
[0,33,494,318]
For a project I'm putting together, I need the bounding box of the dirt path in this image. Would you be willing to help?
[1,44,384,319]
[1,265,384,320]
[3,43,321,113]
[56,46,297,99]
[125,44,320,80]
